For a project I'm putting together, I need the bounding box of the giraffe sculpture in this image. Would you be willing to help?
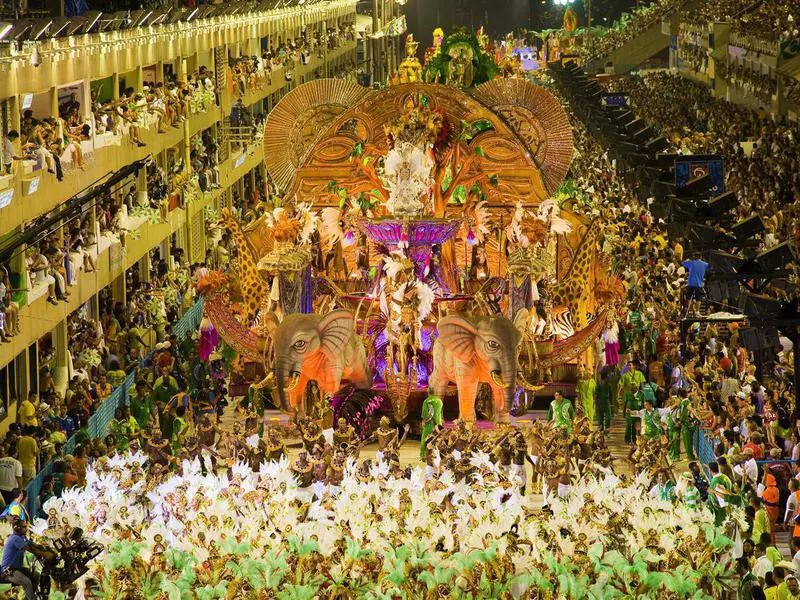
[548,219,602,331]
[219,208,271,325]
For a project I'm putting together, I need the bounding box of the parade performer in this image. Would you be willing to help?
[631,397,662,441]
[419,390,443,458]
[677,471,701,509]
[575,367,596,426]
[622,365,645,444]
[708,460,733,525]
[678,389,697,461]
[547,391,575,434]
[664,397,682,461]
[595,367,613,431]
[649,469,675,501]
[332,417,356,448]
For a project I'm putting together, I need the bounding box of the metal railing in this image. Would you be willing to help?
[24,299,204,518]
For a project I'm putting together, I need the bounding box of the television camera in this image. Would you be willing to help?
[28,527,103,598]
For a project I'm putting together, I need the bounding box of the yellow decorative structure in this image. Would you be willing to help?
[219,208,271,324]
[397,34,423,83]
[264,79,574,206]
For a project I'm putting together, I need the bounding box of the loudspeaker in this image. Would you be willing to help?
[630,126,655,144]
[759,328,780,349]
[644,136,670,153]
[624,118,646,133]
[741,292,783,319]
[739,328,760,351]
[677,174,714,197]
[708,250,745,274]
[756,242,798,273]
[732,216,765,242]
[614,110,634,123]
[739,327,779,351]
[706,191,738,216]
[706,282,725,303]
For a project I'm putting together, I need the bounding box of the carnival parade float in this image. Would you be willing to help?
[15,28,748,600]
[197,29,627,432]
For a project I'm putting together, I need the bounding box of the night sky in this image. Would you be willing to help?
[403,0,639,44]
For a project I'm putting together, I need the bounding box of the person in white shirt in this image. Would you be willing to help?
[734,448,759,489]
[0,444,23,505]
[753,544,774,581]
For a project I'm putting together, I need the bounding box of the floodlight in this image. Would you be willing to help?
[108,11,130,30]
[96,15,119,32]
[83,11,102,33]
[740,292,785,320]
[128,10,153,27]
[164,9,185,24]
[149,11,169,25]
[49,18,72,37]
[29,19,53,41]
[755,242,798,273]
[707,250,744,275]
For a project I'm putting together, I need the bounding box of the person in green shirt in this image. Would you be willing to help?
[129,380,156,430]
[678,472,700,509]
[638,379,658,407]
[708,460,732,526]
[106,359,127,389]
[649,469,675,502]
[662,395,681,461]
[575,367,596,426]
[170,405,189,452]
[595,368,613,431]
[630,398,662,440]
[419,391,443,458]
[677,389,697,461]
[619,361,646,444]
[736,557,758,600]
[750,496,772,545]
[152,366,179,405]
[547,391,574,434]
[758,532,782,567]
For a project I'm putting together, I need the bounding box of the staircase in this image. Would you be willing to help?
[588,17,672,74]
[777,40,800,79]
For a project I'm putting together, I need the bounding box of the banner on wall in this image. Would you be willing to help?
[601,93,629,107]
[674,154,725,194]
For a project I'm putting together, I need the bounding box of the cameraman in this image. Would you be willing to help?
[1,519,48,599]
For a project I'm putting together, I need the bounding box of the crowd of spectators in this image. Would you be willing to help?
[581,0,682,61]
[0,242,195,517]
[586,0,799,64]
[716,62,778,105]
[681,0,753,27]
[550,69,798,583]
[609,72,800,249]
[230,24,355,97]
[732,3,800,46]
[1,68,217,189]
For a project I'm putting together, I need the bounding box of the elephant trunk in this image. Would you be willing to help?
[275,356,301,410]
[503,383,515,414]
[491,358,517,413]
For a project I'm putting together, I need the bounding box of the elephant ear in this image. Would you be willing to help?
[436,316,479,363]
[318,310,356,367]
[259,311,280,337]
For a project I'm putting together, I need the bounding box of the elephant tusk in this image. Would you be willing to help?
[490,371,508,388]
[251,371,274,390]
[517,372,544,392]
[283,372,300,391]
